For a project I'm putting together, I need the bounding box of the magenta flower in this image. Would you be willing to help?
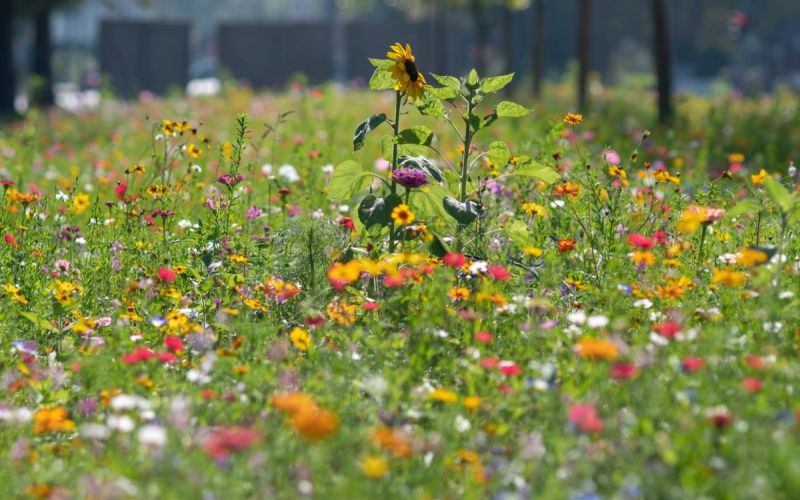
[391,168,428,188]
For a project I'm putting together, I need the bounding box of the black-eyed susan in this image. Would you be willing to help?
[387,43,427,101]
[391,204,415,226]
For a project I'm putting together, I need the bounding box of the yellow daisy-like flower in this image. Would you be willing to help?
[387,43,427,101]
[391,204,415,226]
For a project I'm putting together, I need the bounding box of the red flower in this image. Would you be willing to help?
[480,357,499,370]
[339,217,355,230]
[363,301,380,311]
[201,427,260,461]
[121,347,156,364]
[487,265,511,281]
[557,238,576,253]
[157,267,177,282]
[741,377,762,393]
[114,182,128,201]
[653,321,681,339]
[383,275,404,288]
[682,356,705,372]
[164,335,184,353]
[568,404,604,433]
[156,352,178,364]
[475,331,493,343]
[499,361,521,377]
[443,252,466,268]
[4,233,19,248]
[745,355,766,370]
[609,362,638,381]
[627,233,655,249]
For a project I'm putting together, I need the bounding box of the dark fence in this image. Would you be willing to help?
[99,20,189,97]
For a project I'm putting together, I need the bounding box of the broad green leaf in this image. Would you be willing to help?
[369,68,395,91]
[412,183,449,219]
[430,73,460,91]
[505,219,529,247]
[480,73,514,94]
[487,141,511,167]
[380,136,427,162]
[724,199,763,220]
[426,86,459,100]
[329,160,370,199]
[512,157,560,185]
[398,126,434,147]
[764,177,794,213]
[369,58,395,69]
[427,232,450,258]
[353,114,387,151]
[20,311,57,332]
[496,101,530,118]
[358,194,401,229]
[443,196,482,225]
[416,94,447,118]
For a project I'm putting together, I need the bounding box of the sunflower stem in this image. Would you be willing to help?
[457,91,475,251]
[388,91,402,253]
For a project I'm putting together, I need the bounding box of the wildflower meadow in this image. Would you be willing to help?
[2,43,800,498]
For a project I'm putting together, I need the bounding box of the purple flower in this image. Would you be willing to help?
[246,206,262,220]
[391,168,428,188]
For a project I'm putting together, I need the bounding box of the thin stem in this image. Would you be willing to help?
[388,91,403,253]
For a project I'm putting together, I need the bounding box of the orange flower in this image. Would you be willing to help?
[557,238,576,253]
[371,427,413,458]
[574,338,619,361]
[33,406,76,434]
[553,182,580,198]
[564,112,583,125]
[290,405,338,441]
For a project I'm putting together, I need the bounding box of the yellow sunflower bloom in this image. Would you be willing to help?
[387,43,427,101]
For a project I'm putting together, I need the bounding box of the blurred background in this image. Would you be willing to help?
[1,0,799,117]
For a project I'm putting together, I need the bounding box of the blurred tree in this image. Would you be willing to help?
[652,0,672,123]
[0,0,14,117]
[577,0,591,110]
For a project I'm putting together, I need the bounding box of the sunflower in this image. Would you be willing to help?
[387,43,427,100]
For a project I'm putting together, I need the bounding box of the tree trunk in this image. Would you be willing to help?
[531,0,544,98]
[653,0,673,123]
[32,7,54,107]
[577,0,591,111]
[0,0,15,117]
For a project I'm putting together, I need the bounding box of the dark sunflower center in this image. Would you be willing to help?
[404,59,419,82]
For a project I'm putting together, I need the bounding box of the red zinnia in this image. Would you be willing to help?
[158,267,177,282]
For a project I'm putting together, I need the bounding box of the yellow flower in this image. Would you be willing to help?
[712,268,745,287]
[564,112,583,125]
[750,169,767,185]
[72,193,91,214]
[608,165,629,186]
[736,248,768,267]
[186,143,202,159]
[448,287,470,301]
[290,327,312,351]
[574,338,619,361]
[391,204,415,226]
[429,388,458,404]
[33,406,76,434]
[521,202,546,217]
[463,396,482,411]
[360,455,389,478]
[229,254,248,264]
[631,251,656,266]
[387,43,427,101]
[523,246,543,257]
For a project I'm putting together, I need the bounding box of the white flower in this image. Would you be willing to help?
[278,164,300,183]
[469,261,488,274]
[633,299,653,309]
[586,315,609,328]
[763,321,783,333]
[321,164,334,174]
[550,200,565,208]
[138,425,167,447]
[454,415,471,433]
[107,414,135,433]
[779,291,794,299]
[56,191,69,201]
[261,164,273,176]
[80,423,110,440]
[567,311,587,325]
[191,164,202,173]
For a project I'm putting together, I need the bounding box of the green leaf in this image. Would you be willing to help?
[496,101,530,118]
[480,73,514,94]
[398,155,444,183]
[398,126,434,147]
[511,157,560,185]
[380,136,427,162]
[328,160,371,199]
[20,311,57,332]
[505,220,529,247]
[369,68,395,91]
[443,196,483,225]
[466,69,479,88]
[416,94,447,119]
[411,183,449,219]
[427,232,450,258]
[369,58,395,69]
[426,86,459,100]
[358,194,402,229]
[724,199,763,220]
[764,177,794,213]
[431,73,460,91]
[487,141,511,167]
[353,114,387,151]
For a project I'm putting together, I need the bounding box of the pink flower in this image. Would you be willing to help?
[653,321,681,339]
[487,265,511,281]
[499,361,521,377]
[202,427,260,461]
[475,331,493,343]
[741,377,762,393]
[609,362,638,381]
[568,404,604,433]
[627,233,655,249]
[443,252,466,268]
[158,267,177,282]
[682,356,705,373]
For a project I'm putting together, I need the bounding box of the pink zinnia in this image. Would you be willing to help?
[487,265,511,281]
[627,233,655,249]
